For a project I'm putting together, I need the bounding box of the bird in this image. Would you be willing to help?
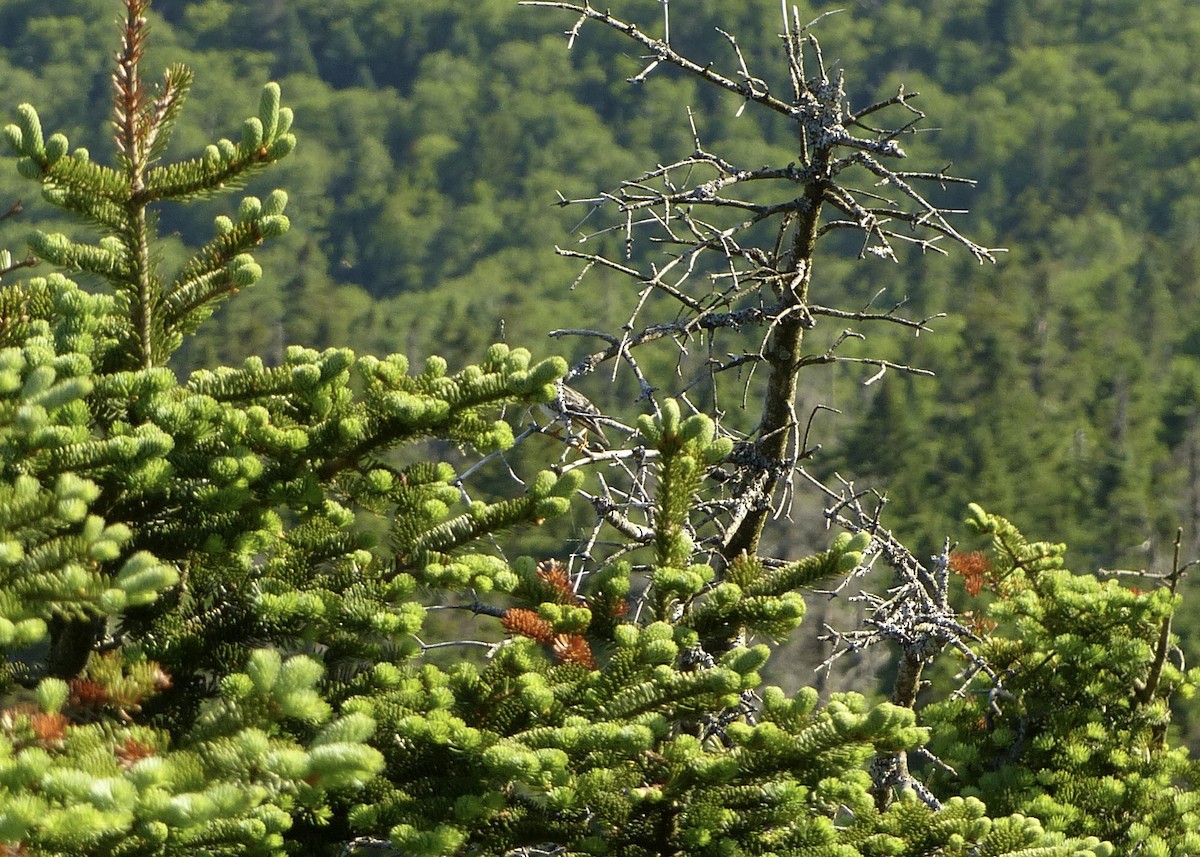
[541,382,609,447]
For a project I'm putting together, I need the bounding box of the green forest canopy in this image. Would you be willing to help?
[1,1,1198,591]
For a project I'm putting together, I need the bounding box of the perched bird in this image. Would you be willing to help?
[541,382,609,447]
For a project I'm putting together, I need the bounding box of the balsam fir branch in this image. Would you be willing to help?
[2,0,295,370]
[925,506,1200,854]
[0,3,577,854]
[332,400,1111,856]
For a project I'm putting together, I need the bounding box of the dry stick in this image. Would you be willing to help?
[520,2,803,119]
[1136,528,1196,712]
[798,468,1002,809]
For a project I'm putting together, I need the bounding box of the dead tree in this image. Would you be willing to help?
[526,1,997,557]
[524,2,1001,808]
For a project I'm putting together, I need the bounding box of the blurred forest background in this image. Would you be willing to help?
[5,0,1200,729]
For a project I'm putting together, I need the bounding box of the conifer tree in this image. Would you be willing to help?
[0,2,572,854]
[923,507,1200,856]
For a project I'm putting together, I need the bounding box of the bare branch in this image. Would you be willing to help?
[521,2,803,117]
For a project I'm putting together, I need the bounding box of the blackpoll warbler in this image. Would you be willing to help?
[541,382,609,446]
